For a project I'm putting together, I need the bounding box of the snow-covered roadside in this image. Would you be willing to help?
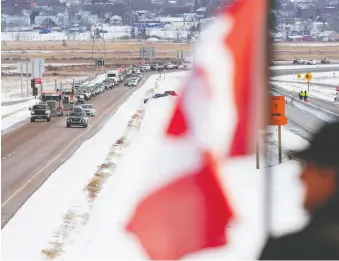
[1,99,37,117]
[270,64,339,70]
[271,71,339,102]
[2,71,311,260]
[53,74,309,260]
[1,74,161,261]
[272,71,339,85]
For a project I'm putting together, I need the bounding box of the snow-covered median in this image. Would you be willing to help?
[1,74,161,260]
[47,73,307,260]
[2,71,310,260]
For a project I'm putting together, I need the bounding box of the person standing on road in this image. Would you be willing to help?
[259,122,339,260]
[304,90,308,102]
[299,90,304,100]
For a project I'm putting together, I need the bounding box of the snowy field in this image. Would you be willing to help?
[271,71,339,102]
[2,71,310,260]
[1,25,189,42]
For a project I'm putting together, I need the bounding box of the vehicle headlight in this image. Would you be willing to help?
[31,111,35,115]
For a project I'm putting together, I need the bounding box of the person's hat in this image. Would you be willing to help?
[290,122,339,168]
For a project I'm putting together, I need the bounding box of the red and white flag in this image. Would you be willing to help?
[126,0,268,259]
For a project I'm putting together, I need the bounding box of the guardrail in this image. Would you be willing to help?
[271,86,339,123]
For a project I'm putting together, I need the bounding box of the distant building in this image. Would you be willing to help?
[1,0,32,9]
[2,14,31,27]
[109,15,123,25]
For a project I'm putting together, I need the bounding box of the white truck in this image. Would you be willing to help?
[106,70,120,84]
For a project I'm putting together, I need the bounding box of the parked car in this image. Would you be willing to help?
[321,58,331,64]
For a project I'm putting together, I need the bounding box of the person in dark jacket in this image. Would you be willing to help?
[259,122,339,260]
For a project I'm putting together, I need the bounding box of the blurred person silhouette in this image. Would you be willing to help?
[260,122,339,260]
[304,90,308,102]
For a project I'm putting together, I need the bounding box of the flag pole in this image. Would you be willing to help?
[264,0,274,239]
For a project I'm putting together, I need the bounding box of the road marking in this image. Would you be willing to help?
[1,127,90,208]
[1,88,135,209]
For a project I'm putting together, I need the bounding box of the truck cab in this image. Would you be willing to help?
[40,92,64,116]
[106,70,120,84]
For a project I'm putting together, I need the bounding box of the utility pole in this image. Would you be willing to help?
[26,62,29,96]
[20,63,23,96]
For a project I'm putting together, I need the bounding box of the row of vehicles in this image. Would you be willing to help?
[29,61,186,125]
[292,58,331,65]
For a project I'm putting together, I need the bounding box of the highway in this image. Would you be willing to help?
[271,60,339,66]
[271,66,339,115]
[271,66,339,77]
[1,72,154,228]
[1,65,339,229]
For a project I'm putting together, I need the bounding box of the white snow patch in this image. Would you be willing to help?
[57,75,308,260]
[1,74,161,260]
[2,71,310,260]
[271,71,339,102]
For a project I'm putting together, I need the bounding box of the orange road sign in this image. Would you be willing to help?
[269,96,287,126]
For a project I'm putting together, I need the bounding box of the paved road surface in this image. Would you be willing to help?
[285,103,327,142]
[1,72,154,228]
[272,84,339,114]
[271,66,339,77]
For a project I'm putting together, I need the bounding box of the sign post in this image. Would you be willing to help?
[269,95,288,164]
[256,138,260,169]
[20,63,23,96]
[304,72,312,92]
[140,46,155,63]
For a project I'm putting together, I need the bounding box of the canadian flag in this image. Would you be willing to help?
[126,0,268,259]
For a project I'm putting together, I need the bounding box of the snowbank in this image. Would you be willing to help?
[271,71,339,102]
[1,99,36,117]
[56,74,309,260]
[2,71,310,260]
[272,71,339,85]
[1,74,160,260]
